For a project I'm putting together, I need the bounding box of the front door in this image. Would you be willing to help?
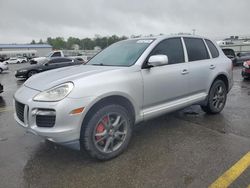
[141,38,189,118]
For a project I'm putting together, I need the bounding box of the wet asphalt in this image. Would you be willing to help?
[0,64,249,188]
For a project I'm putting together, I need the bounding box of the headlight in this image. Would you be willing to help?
[33,82,74,102]
[243,62,249,68]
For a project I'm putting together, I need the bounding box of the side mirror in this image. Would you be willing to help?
[147,55,168,67]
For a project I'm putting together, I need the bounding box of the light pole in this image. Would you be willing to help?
[192,29,196,35]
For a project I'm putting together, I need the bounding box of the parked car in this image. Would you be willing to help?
[0,56,8,62]
[0,83,3,93]
[0,62,8,73]
[236,52,250,65]
[15,57,83,79]
[17,57,27,63]
[30,50,87,64]
[14,35,233,160]
[4,57,25,64]
[222,48,237,65]
[242,60,250,79]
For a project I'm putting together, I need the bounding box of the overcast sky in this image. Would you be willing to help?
[0,0,250,43]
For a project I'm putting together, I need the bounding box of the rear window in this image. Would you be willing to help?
[205,39,219,58]
[222,49,235,57]
[51,52,61,57]
[184,38,209,62]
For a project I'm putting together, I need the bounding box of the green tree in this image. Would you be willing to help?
[80,38,94,50]
[38,39,43,44]
[47,37,66,50]
[46,35,129,50]
[67,37,81,49]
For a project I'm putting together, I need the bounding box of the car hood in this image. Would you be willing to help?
[0,62,7,65]
[32,57,47,63]
[24,65,124,91]
[33,57,46,61]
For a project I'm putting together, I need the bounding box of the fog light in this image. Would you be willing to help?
[32,108,56,116]
[70,107,84,115]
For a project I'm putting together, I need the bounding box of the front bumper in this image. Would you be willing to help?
[15,71,27,78]
[14,85,93,149]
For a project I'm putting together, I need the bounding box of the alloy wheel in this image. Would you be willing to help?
[93,113,128,153]
[212,85,226,110]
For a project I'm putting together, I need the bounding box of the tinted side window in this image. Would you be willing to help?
[51,52,61,57]
[205,39,219,58]
[57,58,70,63]
[184,38,209,61]
[49,59,59,63]
[49,58,70,64]
[150,38,184,64]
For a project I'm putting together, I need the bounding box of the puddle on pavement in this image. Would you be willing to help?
[0,137,8,142]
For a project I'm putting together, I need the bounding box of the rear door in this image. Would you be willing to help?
[183,37,217,95]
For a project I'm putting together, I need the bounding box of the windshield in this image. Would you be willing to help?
[87,39,154,67]
[45,52,53,58]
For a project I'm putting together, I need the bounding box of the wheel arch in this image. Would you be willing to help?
[210,73,229,92]
[81,94,137,131]
[202,73,229,106]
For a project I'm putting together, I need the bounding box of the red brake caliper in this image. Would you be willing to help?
[95,116,108,143]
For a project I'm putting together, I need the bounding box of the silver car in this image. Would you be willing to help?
[14,35,233,160]
[0,62,8,73]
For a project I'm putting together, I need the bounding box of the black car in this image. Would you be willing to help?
[236,52,250,65]
[222,48,237,65]
[15,57,83,79]
[0,83,3,93]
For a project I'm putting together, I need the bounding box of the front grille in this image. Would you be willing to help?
[36,115,56,128]
[15,101,25,123]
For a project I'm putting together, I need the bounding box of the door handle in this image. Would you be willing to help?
[181,69,189,75]
[210,64,216,70]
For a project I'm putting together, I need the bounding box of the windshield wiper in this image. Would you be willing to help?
[91,63,104,66]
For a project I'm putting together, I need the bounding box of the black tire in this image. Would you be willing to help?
[201,80,227,114]
[27,70,37,78]
[243,76,250,80]
[17,61,20,64]
[0,68,2,73]
[80,104,133,160]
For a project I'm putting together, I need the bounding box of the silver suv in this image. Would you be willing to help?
[14,35,233,160]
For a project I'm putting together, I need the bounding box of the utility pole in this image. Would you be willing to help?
[192,29,196,35]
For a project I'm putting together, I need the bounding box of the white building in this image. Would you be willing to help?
[0,44,52,58]
[217,36,250,53]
